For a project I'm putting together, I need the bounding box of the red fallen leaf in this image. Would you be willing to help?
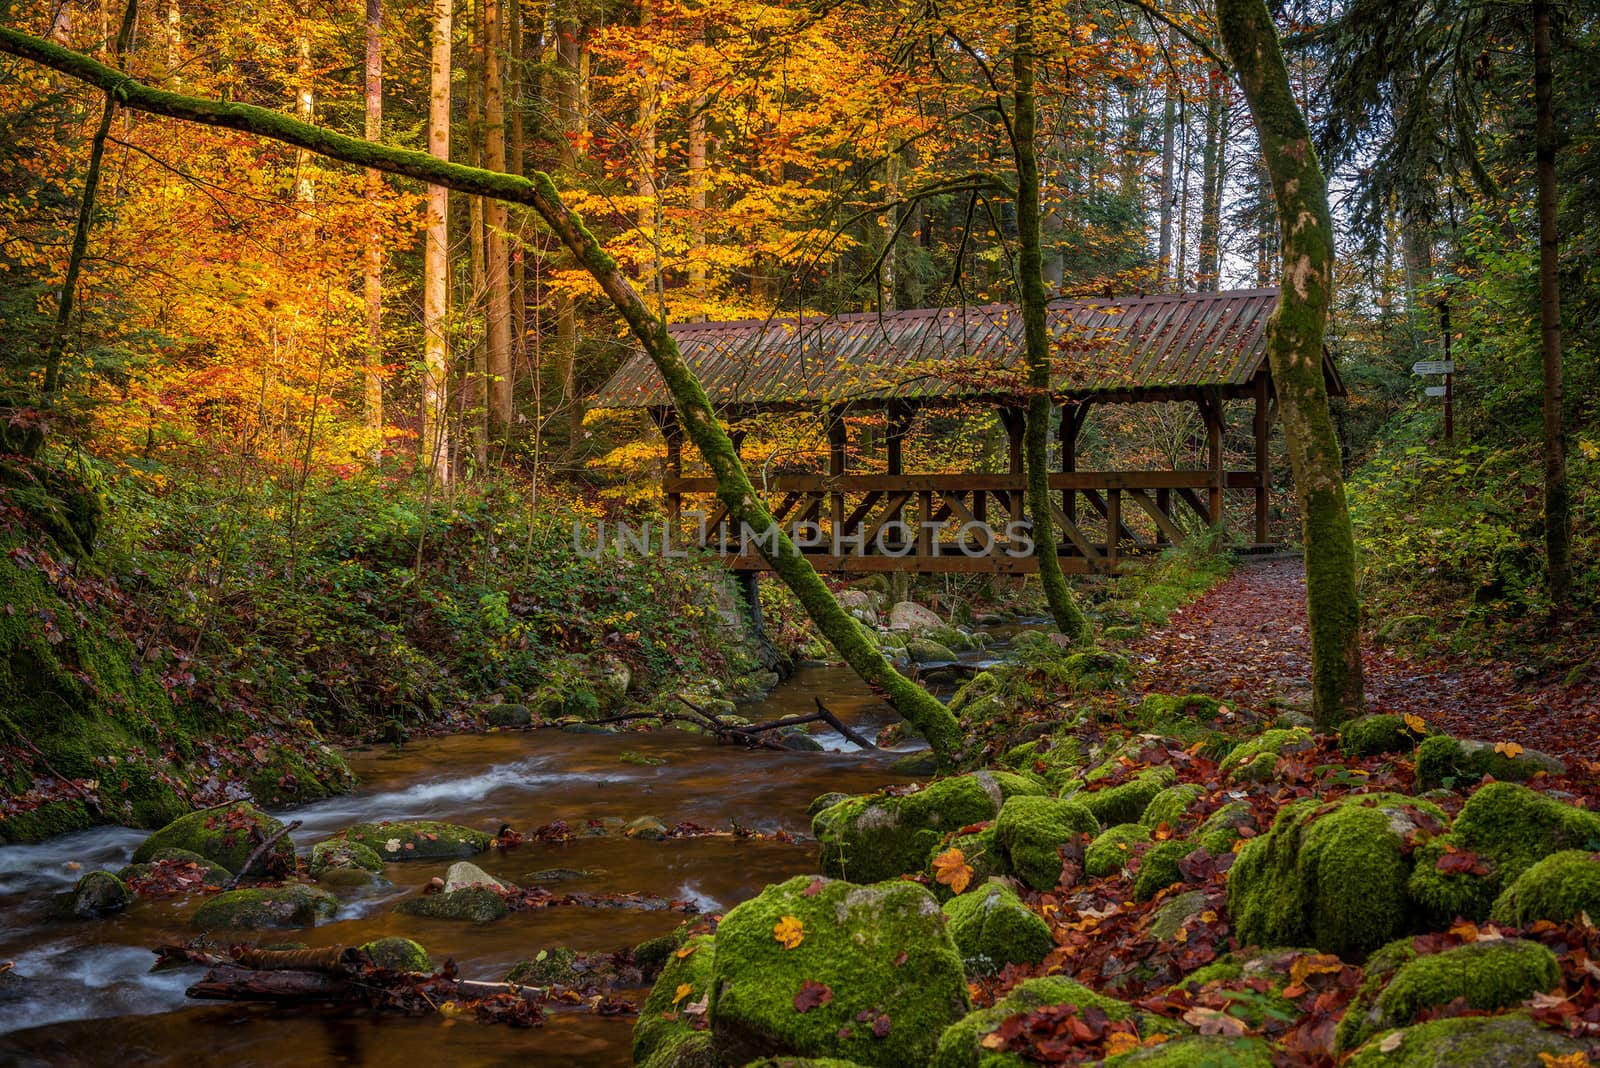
[871,1013,892,1038]
[793,980,833,1013]
[893,951,908,967]
[1436,849,1493,877]
[802,878,825,898]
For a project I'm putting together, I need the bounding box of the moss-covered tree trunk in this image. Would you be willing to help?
[1216,0,1365,728]
[0,27,968,768]
[1013,4,1089,643]
[1533,0,1570,605]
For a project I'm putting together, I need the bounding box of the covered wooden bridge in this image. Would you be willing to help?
[592,289,1343,574]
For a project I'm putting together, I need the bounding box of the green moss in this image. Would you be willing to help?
[1132,839,1190,902]
[1450,781,1600,887]
[708,876,968,1066]
[1345,1013,1589,1067]
[1218,727,1313,783]
[634,933,716,1065]
[994,794,1099,891]
[360,937,432,972]
[1414,736,1565,790]
[1136,693,1224,729]
[394,886,508,922]
[1228,795,1444,959]
[814,774,1020,883]
[1078,767,1176,827]
[1339,940,1560,1053]
[932,975,1163,1068]
[133,802,294,876]
[118,847,232,886]
[506,946,582,986]
[941,882,1053,974]
[335,820,491,861]
[1405,838,1499,925]
[1340,715,1425,758]
[1195,801,1256,855]
[640,1029,719,1068]
[1102,1034,1274,1066]
[66,870,132,917]
[1147,889,1207,941]
[1086,824,1151,878]
[311,839,385,876]
[1060,649,1132,691]
[632,923,700,976]
[1141,783,1203,830]
[190,884,337,930]
[998,734,1084,791]
[1491,849,1600,926]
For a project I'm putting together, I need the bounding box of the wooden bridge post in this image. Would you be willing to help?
[650,408,684,528]
[1202,388,1225,530]
[827,405,848,540]
[1059,400,1088,527]
[999,405,1025,523]
[1254,374,1271,545]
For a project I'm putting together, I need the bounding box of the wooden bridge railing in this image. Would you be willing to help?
[663,468,1265,574]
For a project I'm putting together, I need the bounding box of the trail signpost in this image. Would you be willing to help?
[1414,300,1456,443]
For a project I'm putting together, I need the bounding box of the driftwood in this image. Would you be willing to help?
[537,694,878,753]
[226,819,302,888]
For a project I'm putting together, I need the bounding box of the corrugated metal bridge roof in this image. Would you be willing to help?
[592,289,1321,411]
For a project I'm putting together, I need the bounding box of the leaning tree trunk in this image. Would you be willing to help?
[1215,0,1364,729]
[0,27,969,769]
[1014,3,1089,642]
[1533,0,1570,605]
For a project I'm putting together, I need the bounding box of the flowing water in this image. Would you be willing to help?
[0,661,974,1067]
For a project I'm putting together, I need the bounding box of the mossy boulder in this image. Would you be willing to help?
[1228,794,1446,959]
[117,847,232,888]
[815,772,1041,883]
[998,734,1085,791]
[1337,938,1559,1052]
[994,794,1099,891]
[1136,693,1225,730]
[1218,727,1314,783]
[1103,1035,1274,1066]
[360,937,432,972]
[1346,1013,1589,1067]
[67,870,132,917]
[133,802,294,878]
[1340,715,1427,757]
[708,876,968,1066]
[1491,849,1600,925]
[507,946,583,986]
[1077,767,1176,827]
[1374,614,1433,647]
[334,820,492,861]
[1414,735,1565,790]
[191,884,337,930]
[931,975,1165,1068]
[1450,781,1600,888]
[310,839,385,877]
[907,639,959,665]
[1086,824,1151,878]
[1147,889,1208,942]
[1405,838,1499,926]
[394,886,508,923]
[1060,649,1132,692]
[941,882,1053,974]
[925,625,976,652]
[634,932,716,1065]
[1131,839,1190,902]
[1195,801,1256,855]
[483,702,533,728]
[1140,783,1203,830]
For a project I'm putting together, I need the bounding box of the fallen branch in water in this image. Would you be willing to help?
[226,819,302,888]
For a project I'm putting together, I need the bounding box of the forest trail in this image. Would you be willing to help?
[1126,556,1600,766]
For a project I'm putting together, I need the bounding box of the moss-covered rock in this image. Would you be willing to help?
[1086,824,1151,878]
[1194,801,1256,855]
[1147,888,1208,941]
[310,839,385,877]
[1218,727,1314,783]
[1131,839,1190,902]
[1228,794,1445,959]
[815,772,1039,883]
[941,882,1052,974]
[1491,849,1600,926]
[640,1029,719,1068]
[1345,1013,1589,1067]
[191,884,337,930]
[994,794,1099,891]
[1077,767,1176,827]
[117,847,232,888]
[394,886,508,922]
[1338,938,1560,1052]
[1135,693,1225,730]
[66,870,132,917]
[998,734,1085,792]
[907,639,959,665]
[333,820,492,861]
[1060,649,1132,692]
[1102,1034,1274,1066]
[1414,736,1566,790]
[634,932,716,1065]
[133,802,295,878]
[360,937,432,972]
[506,946,582,986]
[708,876,968,1066]
[1340,715,1427,757]
[931,975,1165,1068]
[1140,784,1203,830]
[1405,838,1499,926]
[1450,781,1600,888]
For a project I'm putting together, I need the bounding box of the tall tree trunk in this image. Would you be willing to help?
[363,0,384,457]
[1197,70,1224,291]
[687,40,707,307]
[552,8,586,452]
[422,0,452,483]
[1217,0,1364,728]
[483,0,514,442]
[40,0,137,404]
[293,35,315,209]
[636,0,660,301]
[1157,43,1176,288]
[1015,1,1090,643]
[1533,0,1570,604]
[0,25,970,771]
[508,0,527,383]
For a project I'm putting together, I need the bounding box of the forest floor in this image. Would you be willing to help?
[1122,556,1600,766]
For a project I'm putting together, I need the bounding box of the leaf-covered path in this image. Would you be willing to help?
[1124,556,1600,767]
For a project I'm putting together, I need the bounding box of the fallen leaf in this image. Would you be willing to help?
[1380,1032,1404,1052]
[1104,1031,1141,1056]
[933,847,975,895]
[1403,713,1427,734]
[794,979,834,1013]
[773,915,805,949]
[672,983,692,1007]
[1494,741,1524,758]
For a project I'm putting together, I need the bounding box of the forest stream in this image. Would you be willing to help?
[0,657,1003,1068]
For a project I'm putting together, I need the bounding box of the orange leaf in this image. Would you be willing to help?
[675,944,698,959]
[1495,741,1524,758]
[1449,921,1479,942]
[932,847,975,895]
[672,983,692,1006]
[1104,1031,1141,1056]
[1403,713,1427,734]
[773,915,805,949]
